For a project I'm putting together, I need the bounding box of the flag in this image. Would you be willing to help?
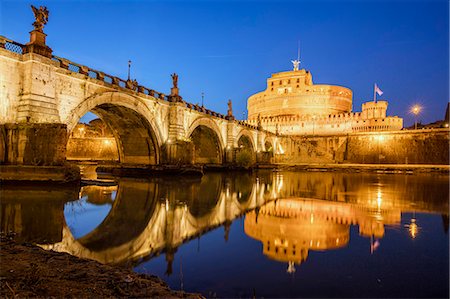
[375,84,383,96]
[370,239,380,254]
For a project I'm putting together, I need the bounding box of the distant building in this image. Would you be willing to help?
[246,63,403,135]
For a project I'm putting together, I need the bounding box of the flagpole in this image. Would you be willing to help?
[373,83,376,103]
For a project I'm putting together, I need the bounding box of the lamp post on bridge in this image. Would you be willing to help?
[127,60,131,81]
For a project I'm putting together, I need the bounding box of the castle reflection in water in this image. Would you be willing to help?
[1,171,448,275]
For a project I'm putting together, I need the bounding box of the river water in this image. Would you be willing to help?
[1,170,448,298]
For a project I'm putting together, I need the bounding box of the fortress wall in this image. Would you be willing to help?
[280,129,449,165]
[66,137,119,161]
[345,130,449,164]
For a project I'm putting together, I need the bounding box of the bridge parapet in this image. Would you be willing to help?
[0,36,170,103]
[0,36,25,54]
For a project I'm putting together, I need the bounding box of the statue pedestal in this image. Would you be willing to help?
[169,87,183,103]
[170,87,179,96]
[24,30,52,58]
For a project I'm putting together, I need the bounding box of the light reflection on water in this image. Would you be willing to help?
[0,171,448,298]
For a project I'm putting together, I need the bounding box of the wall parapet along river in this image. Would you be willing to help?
[67,137,119,161]
[279,128,449,165]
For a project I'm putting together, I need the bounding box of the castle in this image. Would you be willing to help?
[246,62,403,135]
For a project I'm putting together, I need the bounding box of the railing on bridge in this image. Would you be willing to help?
[0,36,25,54]
[0,35,267,133]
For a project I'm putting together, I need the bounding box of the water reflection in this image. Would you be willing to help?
[37,172,275,266]
[0,182,80,244]
[1,171,448,281]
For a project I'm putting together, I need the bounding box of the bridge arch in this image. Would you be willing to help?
[65,91,163,165]
[264,136,274,152]
[187,117,225,164]
[236,129,256,152]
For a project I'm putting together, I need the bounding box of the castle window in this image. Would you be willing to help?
[271,88,273,91]
[297,85,299,88]
[271,82,274,86]
[279,81,282,85]
[297,78,300,83]
[288,79,291,84]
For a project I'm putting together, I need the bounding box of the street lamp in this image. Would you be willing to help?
[411,105,421,130]
[127,60,131,81]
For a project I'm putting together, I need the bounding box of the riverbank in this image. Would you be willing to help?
[260,163,450,174]
[1,162,448,184]
[0,235,201,298]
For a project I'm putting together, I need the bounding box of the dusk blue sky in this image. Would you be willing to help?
[1,0,448,126]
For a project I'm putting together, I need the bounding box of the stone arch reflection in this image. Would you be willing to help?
[230,172,253,204]
[41,172,272,266]
[76,179,159,251]
[185,173,223,218]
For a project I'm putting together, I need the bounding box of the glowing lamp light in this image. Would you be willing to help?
[287,261,296,274]
[411,105,421,116]
[375,135,385,142]
[409,218,418,239]
[377,189,382,210]
[103,139,112,146]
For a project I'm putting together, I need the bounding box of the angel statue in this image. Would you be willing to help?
[31,5,49,32]
[227,99,233,117]
[171,73,178,88]
[291,59,300,71]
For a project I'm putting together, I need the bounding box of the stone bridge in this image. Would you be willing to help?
[0,35,284,168]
